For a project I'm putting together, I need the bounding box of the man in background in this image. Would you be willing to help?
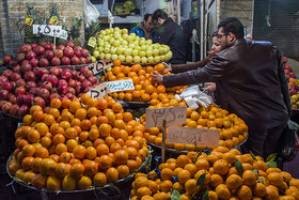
[151,9,187,64]
[130,13,153,39]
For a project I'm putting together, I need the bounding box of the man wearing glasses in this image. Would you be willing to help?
[153,17,290,159]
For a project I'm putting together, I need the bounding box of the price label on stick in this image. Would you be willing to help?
[167,127,220,148]
[106,79,135,93]
[145,106,186,128]
[33,24,67,40]
[88,37,97,48]
[87,83,108,99]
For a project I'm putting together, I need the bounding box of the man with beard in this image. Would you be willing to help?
[152,17,290,158]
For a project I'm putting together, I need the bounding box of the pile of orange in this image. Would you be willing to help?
[105,60,185,104]
[142,105,248,151]
[7,95,149,191]
[131,147,299,200]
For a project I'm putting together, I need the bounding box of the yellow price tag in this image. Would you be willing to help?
[49,16,58,25]
[88,37,97,48]
[24,16,33,26]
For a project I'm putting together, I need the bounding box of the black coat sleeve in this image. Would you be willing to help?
[162,56,232,87]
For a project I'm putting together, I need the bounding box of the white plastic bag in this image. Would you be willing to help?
[84,0,101,28]
[176,84,214,109]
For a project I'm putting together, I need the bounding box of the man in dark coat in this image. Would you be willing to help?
[153,17,290,158]
[152,9,187,64]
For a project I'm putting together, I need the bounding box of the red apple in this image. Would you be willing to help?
[39,58,49,67]
[51,57,61,66]
[64,46,74,58]
[61,56,71,65]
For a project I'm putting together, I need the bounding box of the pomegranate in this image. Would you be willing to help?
[39,58,49,67]
[64,46,74,57]
[51,57,61,66]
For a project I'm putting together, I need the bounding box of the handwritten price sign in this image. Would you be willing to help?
[145,106,186,128]
[167,127,219,148]
[106,79,135,93]
[87,83,107,99]
[33,24,68,40]
[89,61,113,76]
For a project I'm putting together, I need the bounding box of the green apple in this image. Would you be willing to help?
[111,54,118,61]
[139,51,146,57]
[125,55,133,63]
[99,53,105,59]
[91,56,96,63]
[132,49,138,57]
[141,57,148,64]
[146,49,153,57]
[133,56,141,63]
[93,50,100,58]
[104,53,111,60]
[119,55,125,62]
[147,56,154,64]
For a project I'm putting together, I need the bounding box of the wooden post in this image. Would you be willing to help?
[161,119,167,162]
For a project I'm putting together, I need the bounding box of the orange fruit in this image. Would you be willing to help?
[80,119,91,131]
[69,100,81,114]
[30,105,42,115]
[31,174,47,188]
[178,169,191,185]
[243,170,257,186]
[73,145,86,159]
[114,149,128,165]
[176,155,191,168]
[161,168,173,181]
[22,156,34,170]
[85,147,97,160]
[157,85,166,93]
[53,134,65,145]
[117,165,129,178]
[75,108,87,120]
[213,159,229,176]
[46,176,61,191]
[62,175,76,190]
[64,127,77,139]
[105,136,115,147]
[110,142,122,153]
[70,163,85,179]
[99,155,112,170]
[23,114,33,125]
[23,144,36,156]
[97,99,108,110]
[50,98,62,109]
[94,172,107,187]
[96,143,109,156]
[106,167,119,183]
[55,143,68,155]
[160,180,173,192]
[27,129,40,143]
[35,146,49,158]
[83,160,98,177]
[154,63,165,73]
[88,128,99,141]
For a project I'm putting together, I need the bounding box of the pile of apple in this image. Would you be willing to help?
[3,41,91,67]
[91,27,173,64]
[283,57,299,95]
[0,65,98,117]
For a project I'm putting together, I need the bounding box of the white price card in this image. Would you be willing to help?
[106,79,135,93]
[145,106,186,128]
[33,24,68,40]
[87,83,108,99]
[167,127,219,148]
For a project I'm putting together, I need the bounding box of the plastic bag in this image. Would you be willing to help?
[176,84,214,109]
[84,0,101,28]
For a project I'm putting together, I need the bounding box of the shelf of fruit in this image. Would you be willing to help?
[91,27,172,65]
[130,147,299,200]
[141,105,248,152]
[0,42,98,118]
[7,95,150,191]
[105,61,186,106]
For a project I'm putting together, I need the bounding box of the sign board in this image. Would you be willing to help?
[106,79,135,93]
[167,127,219,148]
[33,24,68,40]
[88,83,108,99]
[89,61,113,76]
[145,106,186,128]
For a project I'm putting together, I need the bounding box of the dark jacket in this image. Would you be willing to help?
[171,57,210,73]
[153,18,187,64]
[163,39,289,129]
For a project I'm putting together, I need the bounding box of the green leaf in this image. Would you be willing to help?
[171,189,181,200]
[197,173,206,189]
[250,151,257,161]
[235,160,244,174]
[266,153,277,162]
[202,189,209,200]
[266,160,277,168]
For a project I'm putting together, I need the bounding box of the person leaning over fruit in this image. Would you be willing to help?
[166,31,222,93]
[152,17,290,159]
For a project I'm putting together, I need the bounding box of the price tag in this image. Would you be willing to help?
[88,37,97,48]
[24,16,33,26]
[106,79,135,93]
[49,16,58,25]
[145,106,186,128]
[87,83,108,99]
[167,127,219,148]
[32,24,67,40]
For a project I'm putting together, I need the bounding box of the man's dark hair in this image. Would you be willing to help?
[218,17,244,39]
[152,9,168,22]
[144,13,152,22]
[211,31,218,38]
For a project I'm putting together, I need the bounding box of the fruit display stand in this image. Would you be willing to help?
[90,28,172,65]
[6,95,151,200]
[130,148,299,200]
[6,152,152,200]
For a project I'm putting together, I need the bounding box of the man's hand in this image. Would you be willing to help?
[204,82,216,92]
[152,71,164,84]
